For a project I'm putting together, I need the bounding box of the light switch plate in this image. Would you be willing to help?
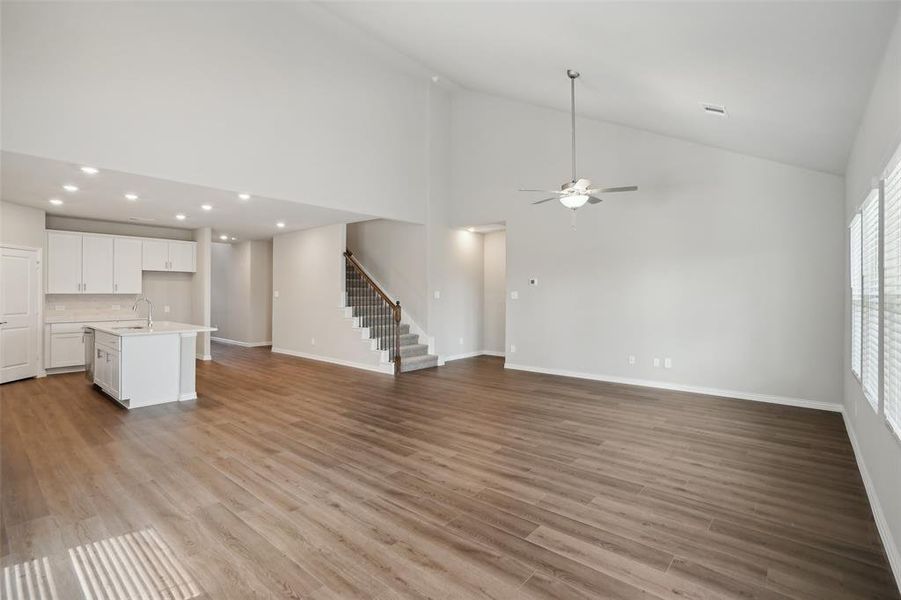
[653,357,660,367]
[510,344,517,353]
[628,355,636,365]
[664,358,672,369]
[164,305,170,313]
[511,291,519,300]
[433,290,441,300]
[274,290,280,298]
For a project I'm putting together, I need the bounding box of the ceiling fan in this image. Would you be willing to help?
[520,69,638,211]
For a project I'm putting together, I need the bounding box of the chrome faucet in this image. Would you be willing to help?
[132,296,154,328]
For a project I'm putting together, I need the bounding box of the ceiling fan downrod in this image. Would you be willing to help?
[567,69,579,184]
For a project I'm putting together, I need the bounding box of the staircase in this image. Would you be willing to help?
[344,253,438,373]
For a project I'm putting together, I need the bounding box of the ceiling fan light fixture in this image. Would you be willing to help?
[560,194,589,209]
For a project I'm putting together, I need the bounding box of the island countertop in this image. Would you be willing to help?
[87,321,217,337]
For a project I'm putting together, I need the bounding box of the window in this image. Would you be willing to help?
[884,159,901,438]
[862,190,880,411]
[850,214,862,379]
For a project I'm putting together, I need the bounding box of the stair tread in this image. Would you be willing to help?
[400,354,439,372]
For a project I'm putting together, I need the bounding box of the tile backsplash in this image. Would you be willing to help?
[46,294,143,321]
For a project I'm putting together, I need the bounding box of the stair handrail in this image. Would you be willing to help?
[344,250,402,374]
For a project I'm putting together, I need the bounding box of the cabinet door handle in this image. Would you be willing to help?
[114,283,118,292]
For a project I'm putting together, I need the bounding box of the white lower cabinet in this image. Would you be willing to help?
[45,321,144,370]
[95,343,121,400]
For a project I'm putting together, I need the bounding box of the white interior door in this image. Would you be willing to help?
[113,237,143,294]
[1,247,40,383]
[81,235,114,294]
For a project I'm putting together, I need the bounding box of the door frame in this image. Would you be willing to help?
[1,243,44,379]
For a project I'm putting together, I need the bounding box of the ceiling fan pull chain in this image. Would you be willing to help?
[571,209,577,230]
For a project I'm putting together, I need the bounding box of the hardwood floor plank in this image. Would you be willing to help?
[0,346,897,600]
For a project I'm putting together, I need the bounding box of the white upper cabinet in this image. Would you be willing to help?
[142,239,196,273]
[47,232,84,294]
[142,240,169,271]
[168,241,196,272]
[47,231,197,295]
[81,235,114,294]
[113,237,143,294]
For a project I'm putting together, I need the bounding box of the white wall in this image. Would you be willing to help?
[483,231,506,355]
[211,240,272,345]
[843,11,901,583]
[346,219,428,328]
[272,223,385,371]
[192,228,212,358]
[427,84,485,360]
[2,2,430,223]
[451,91,845,407]
[1,201,45,248]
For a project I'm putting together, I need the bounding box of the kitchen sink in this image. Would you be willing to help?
[113,326,150,330]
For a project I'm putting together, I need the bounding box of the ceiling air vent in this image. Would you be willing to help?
[702,103,727,116]
[128,217,157,222]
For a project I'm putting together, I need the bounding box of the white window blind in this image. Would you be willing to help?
[862,191,880,411]
[884,159,901,438]
[850,214,862,379]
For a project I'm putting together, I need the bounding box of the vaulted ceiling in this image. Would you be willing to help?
[325,1,900,174]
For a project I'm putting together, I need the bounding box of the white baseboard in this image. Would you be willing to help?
[196,354,212,361]
[211,337,272,348]
[842,410,901,591]
[271,347,394,375]
[481,350,505,357]
[503,362,842,413]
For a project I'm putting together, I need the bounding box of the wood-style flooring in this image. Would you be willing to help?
[2,343,898,599]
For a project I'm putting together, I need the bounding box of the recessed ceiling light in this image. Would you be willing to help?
[467,227,475,233]
[175,214,186,220]
[80,166,99,175]
[62,184,79,192]
[702,103,727,116]
[238,193,250,201]
[124,193,139,201]
[49,198,63,206]
[230,237,237,241]
[276,222,285,228]
[219,234,228,241]
[201,204,212,211]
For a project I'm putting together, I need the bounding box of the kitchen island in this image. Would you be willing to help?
[86,321,216,409]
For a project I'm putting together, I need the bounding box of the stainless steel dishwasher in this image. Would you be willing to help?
[83,326,95,381]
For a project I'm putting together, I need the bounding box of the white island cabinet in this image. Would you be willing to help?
[86,322,216,409]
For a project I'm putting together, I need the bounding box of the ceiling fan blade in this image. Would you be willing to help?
[587,196,603,204]
[594,185,638,193]
[520,188,563,194]
[532,197,558,205]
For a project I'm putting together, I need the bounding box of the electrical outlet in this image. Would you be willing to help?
[459,337,464,345]
[164,305,170,313]
[653,357,660,367]
[529,278,538,286]
[273,290,279,298]
[664,357,672,369]
[433,290,441,300]
[510,344,517,353]
[311,338,316,346]
[511,291,519,300]
[628,355,636,365]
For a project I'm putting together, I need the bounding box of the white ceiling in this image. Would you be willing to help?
[324,1,900,174]
[1,152,372,241]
